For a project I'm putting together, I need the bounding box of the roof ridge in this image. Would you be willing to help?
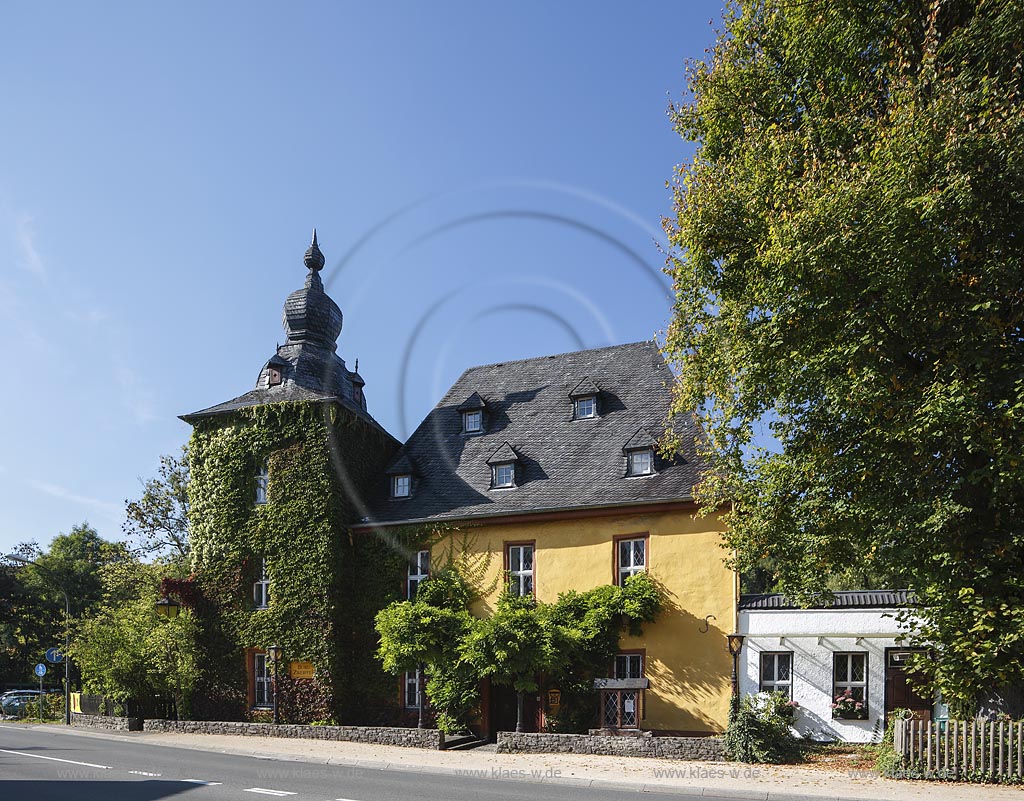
[458,339,658,374]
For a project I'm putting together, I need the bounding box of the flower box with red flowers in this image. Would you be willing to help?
[832,690,868,720]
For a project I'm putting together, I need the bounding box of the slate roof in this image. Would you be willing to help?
[569,377,600,398]
[457,392,487,412]
[739,590,916,610]
[486,442,520,465]
[365,340,704,525]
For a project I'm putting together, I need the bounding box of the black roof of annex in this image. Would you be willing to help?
[364,340,704,526]
[738,590,916,610]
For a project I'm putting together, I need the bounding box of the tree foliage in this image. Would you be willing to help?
[664,0,1024,710]
[71,558,199,714]
[374,568,663,733]
[124,445,190,566]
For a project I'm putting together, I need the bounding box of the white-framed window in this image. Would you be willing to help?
[615,653,643,679]
[253,559,270,609]
[617,537,646,587]
[492,462,515,489]
[255,462,269,504]
[760,652,793,698]
[626,448,654,477]
[407,550,430,599]
[507,544,534,597]
[404,669,421,709]
[574,396,596,419]
[254,652,272,708]
[392,474,411,498]
[267,367,282,387]
[834,652,868,703]
[462,410,482,433]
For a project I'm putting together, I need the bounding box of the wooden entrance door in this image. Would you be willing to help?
[884,648,932,723]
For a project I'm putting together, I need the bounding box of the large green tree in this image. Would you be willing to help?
[664,0,1024,713]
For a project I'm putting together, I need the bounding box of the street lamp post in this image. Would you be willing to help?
[267,644,283,725]
[6,555,72,725]
[727,633,745,701]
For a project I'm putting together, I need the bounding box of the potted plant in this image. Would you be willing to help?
[832,690,868,720]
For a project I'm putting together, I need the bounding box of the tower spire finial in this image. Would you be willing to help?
[303,227,325,272]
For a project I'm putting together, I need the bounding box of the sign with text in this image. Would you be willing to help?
[289,661,315,679]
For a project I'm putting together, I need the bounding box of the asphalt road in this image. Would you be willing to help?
[0,724,744,801]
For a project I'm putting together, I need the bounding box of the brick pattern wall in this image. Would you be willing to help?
[496,731,725,761]
[141,719,442,749]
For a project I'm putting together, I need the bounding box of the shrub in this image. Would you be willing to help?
[724,692,801,763]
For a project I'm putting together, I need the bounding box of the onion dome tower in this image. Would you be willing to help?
[181,230,373,422]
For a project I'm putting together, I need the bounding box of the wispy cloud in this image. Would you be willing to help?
[16,214,45,277]
[112,358,158,423]
[26,480,121,518]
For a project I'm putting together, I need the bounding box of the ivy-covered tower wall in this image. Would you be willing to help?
[180,233,406,723]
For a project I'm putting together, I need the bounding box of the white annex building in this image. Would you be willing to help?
[737,591,937,743]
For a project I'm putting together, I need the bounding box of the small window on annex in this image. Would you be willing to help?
[760,652,793,699]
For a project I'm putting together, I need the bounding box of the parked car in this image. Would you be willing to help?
[0,691,45,719]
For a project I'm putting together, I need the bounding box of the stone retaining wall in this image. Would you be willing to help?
[497,731,725,761]
[71,713,143,732]
[141,719,442,749]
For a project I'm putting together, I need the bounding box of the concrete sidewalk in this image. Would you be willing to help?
[28,723,1024,800]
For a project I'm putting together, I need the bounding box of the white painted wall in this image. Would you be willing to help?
[738,607,917,743]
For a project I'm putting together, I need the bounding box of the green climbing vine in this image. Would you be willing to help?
[184,399,411,723]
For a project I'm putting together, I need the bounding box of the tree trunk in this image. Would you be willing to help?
[516,690,524,733]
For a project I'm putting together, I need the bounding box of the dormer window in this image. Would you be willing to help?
[627,448,654,477]
[392,474,411,498]
[623,428,658,478]
[255,462,269,504]
[486,441,520,489]
[457,392,487,434]
[463,410,482,433]
[569,377,600,420]
[267,368,282,387]
[574,396,596,419]
[492,463,515,488]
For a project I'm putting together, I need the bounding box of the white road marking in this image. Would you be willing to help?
[181,779,223,785]
[244,789,296,797]
[128,770,161,776]
[0,748,111,770]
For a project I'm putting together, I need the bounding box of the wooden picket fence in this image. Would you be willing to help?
[894,718,1024,781]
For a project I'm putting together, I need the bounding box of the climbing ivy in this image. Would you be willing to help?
[184,400,410,723]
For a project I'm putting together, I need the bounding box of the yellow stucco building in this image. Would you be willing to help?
[364,341,736,736]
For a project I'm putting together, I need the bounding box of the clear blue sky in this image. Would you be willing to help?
[0,1,722,555]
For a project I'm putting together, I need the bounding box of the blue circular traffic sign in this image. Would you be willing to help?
[45,648,63,664]
[34,663,47,678]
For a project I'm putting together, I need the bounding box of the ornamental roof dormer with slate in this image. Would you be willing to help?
[568,376,600,398]
[364,340,704,526]
[181,230,384,430]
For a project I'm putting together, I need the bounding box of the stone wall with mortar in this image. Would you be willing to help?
[71,713,142,732]
[496,731,725,760]
[141,719,442,749]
